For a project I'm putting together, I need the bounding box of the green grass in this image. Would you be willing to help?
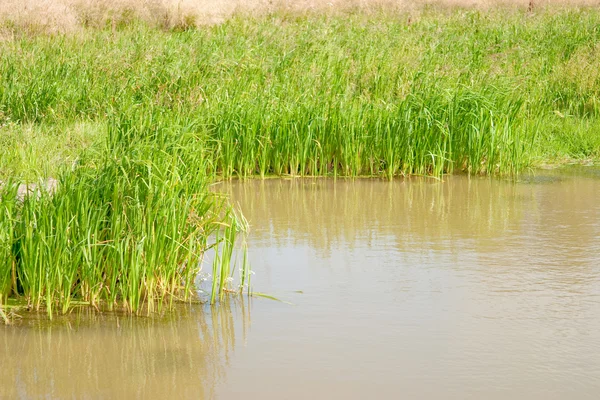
[0,121,103,181]
[2,8,600,180]
[0,107,250,319]
[2,7,600,319]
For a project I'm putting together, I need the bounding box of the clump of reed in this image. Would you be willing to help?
[209,84,533,177]
[0,108,250,319]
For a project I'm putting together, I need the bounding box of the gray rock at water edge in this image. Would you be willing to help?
[0,178,58,200]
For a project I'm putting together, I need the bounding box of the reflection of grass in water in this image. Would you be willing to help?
[226,175,600,259]
[553,165,600,179]
[518,175,564,184]
[0,297,252,399]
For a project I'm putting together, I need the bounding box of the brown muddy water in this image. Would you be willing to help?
[2,170,600,399]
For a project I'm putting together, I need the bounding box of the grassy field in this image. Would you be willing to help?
[2,7,600,180]
[1,5,600,319]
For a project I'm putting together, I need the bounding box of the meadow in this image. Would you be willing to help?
[1,4,600,320]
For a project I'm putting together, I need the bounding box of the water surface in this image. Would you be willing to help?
[2,172,600,399]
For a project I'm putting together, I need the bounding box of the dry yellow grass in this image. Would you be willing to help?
[1,0,599,33]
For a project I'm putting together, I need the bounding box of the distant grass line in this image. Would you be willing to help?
[2,8,600,320]
[2,1,600,34]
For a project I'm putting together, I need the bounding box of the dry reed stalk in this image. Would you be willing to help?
[2,0,600,33]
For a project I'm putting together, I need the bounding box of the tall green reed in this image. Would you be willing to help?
[0,181,18,307]
[0,107,249,318]
[3,10,600,179]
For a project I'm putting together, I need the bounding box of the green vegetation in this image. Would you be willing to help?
[0,108,250,319]
[3,8,600,180]
[2,7,600,319]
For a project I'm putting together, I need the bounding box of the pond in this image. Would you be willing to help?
[2,170,600,399]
